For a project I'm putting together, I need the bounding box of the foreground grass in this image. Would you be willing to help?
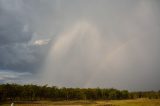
[106,99,160,106]
[2,99,160,106]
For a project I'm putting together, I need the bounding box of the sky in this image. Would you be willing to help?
[0,0,160,91]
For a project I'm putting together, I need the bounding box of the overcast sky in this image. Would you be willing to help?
[0,0,160,91]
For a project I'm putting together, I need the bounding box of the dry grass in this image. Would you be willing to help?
[2,99,160,106]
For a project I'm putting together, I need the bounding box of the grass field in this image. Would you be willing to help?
[2,99,160,106]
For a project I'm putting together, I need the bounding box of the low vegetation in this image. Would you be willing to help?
[2,99,160,106]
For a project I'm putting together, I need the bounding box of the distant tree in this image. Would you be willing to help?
[0,83,159,101]
[121,90,129,99]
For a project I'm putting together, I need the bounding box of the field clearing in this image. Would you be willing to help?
[2,99,160,106]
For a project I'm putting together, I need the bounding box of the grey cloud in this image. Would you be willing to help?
[39,0,160,91]
[0,7,32,45]
[0,0,51,74]
[0,0,160,91]
[0,69,32,83]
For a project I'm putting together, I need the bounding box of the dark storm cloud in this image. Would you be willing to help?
[0,44,49,72]
[0,0,50,74]
[0,10,31,45]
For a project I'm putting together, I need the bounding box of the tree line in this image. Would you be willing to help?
[0,84,160,101]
